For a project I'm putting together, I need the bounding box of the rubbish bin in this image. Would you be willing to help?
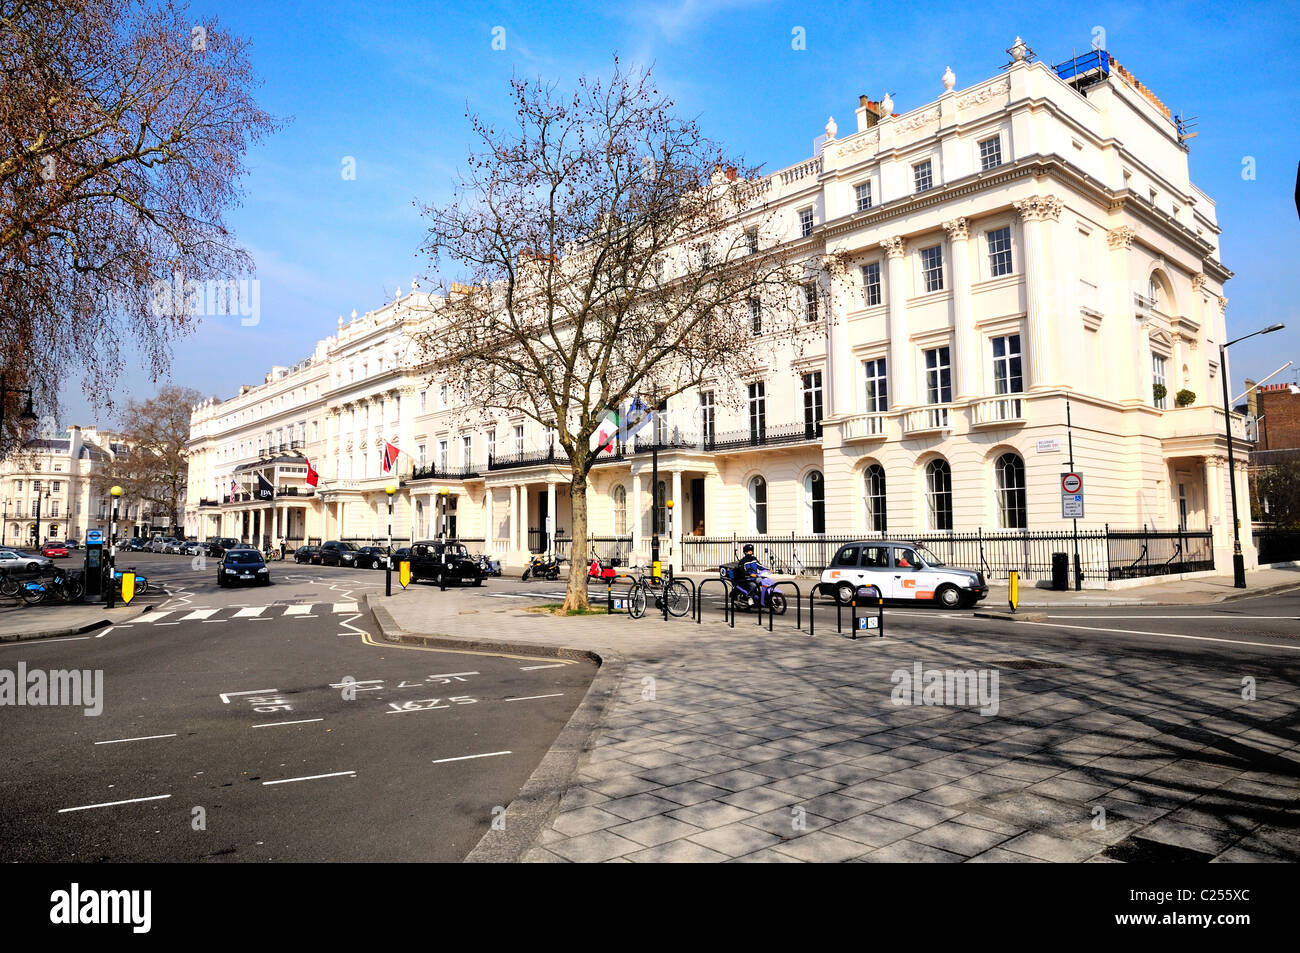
[1051,552,1069,591]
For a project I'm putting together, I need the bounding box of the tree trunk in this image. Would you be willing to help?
[562,470,590,611]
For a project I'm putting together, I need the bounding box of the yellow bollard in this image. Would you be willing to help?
[1009,570,1019,613]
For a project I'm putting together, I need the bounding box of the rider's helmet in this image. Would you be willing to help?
[742,543,755,557]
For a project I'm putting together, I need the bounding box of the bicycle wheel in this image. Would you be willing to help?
[66,577,85,601]
[628,586,647,619]
[21,585,46,606]
[664,580,692,617]
[0,575,18,598]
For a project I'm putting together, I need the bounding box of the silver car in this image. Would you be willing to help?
[0,549,53,572]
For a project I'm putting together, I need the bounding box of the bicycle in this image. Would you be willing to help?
[764,547,806,577]
[624,564,692,620]
[20,567,85,606]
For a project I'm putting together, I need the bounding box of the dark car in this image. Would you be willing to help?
[124,537,148,552]
[294,545,320,564]
[354,546,389,569]
[319,540,360,567]
[65,539,81,550]
[217,549,270,587]
[408,540,485,587]
[206,537,240,557]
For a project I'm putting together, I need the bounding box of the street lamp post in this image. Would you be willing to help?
[665,498,674,575]
[106,485,122,608]
[1220,323,1285,588]
[385,484,396,597]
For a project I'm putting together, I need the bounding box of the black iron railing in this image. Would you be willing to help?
[679,526,1214,582]
[488,446,559,471]
[1254,526,1300,564]
[411,463,481,480]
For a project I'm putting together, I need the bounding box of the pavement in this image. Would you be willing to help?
[0,596,157,641]
[371,575,1300,863]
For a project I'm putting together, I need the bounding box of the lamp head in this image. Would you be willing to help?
[666,499,674,509]
[385,484,396,496]
[110,485,122,498]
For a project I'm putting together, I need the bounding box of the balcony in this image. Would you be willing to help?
[488,445,561,471]
[903,405,952,436]
[411,462,481,480]
[637,421,823,454]
[840,413,887,442]
[971,396,1025,428]
[275,486,315,497]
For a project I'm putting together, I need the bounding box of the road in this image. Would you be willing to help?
[0,553,595,862]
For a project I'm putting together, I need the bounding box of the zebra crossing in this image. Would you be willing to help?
[144,602,361,625]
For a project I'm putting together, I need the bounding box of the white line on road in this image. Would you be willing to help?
[332,602,359,614]
[262,770,355,786]
[385,705,450,714]
[220,689,278,703]
[94,734,177,745]
[0,635,90,646]
[233,606,267,618]
[432,750,512,764]
[251,718,324,729]
[283,604,313,616]
[1045,614,1300,620]
[180,609,218,621]
[1020,620,1300,652]
[519,663,566,671]
[505,693,565,702]
[430,671,480,679]
[58,794,171,813]
[95,626,115,639]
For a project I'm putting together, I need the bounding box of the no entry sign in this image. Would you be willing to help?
[1061,472,1082,494]
[1061,471,1084,518]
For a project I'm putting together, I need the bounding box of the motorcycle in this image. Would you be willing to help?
[522,552,563,581]
[718,559,787,615]
[473,554,502,577]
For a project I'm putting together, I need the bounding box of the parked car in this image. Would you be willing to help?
[0,549,52,571]
[319,540,360,567]
[180,540,204,557]
[407,540,485,587]
[354,546,389,569]
[820,540,988,610]
[164,538,187,554]
[41,541,69,558]
[216,549,271,587]
[205,537,239,557]
[294,545,320,564]
[147,537,170,553]
[124,537,149,552]
[65,539,81,550]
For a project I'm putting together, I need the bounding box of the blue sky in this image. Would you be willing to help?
[64,0,1300,424]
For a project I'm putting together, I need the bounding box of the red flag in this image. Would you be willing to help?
[305,459,319,487]
[382,440,399,473]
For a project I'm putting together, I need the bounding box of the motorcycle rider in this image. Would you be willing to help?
[732,543,760,605]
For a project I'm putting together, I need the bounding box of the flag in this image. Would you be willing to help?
[305,458,319,487]
[256,474,274,501]
[623,397,654,441]
[228,480,237,503]
[593,408,621,455]
[382,440,400,473]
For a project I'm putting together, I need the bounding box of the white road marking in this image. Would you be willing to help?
[1020,620,1300,652]
[519,663,566,671]
[1045,614,1300,621]
[505,693,565,702]
[58,794,171,813]
[154,622,179,626]
[1,635,90,646]
[251,718,324,729]
[283,604,312,616]
[93,734,177,745]
[430,671,479,679]
[180,609,218,621]
[147,611,172,622]
[95,626,114,640]
[262,770,355,786]
[385,705,450,714]
[432,750,512,764]
[234,606,268,618]
[332,602,359,614]
[220,689,278,704]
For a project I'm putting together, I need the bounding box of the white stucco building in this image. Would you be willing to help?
[185,41,1251,582]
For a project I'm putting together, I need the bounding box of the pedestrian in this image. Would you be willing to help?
[279,536,287,560]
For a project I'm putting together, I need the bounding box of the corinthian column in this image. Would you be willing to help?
[881,236,912,407]
[943,218,976,400]
[1013,195,1063,390]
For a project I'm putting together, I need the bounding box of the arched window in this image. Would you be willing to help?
[804,470,825,534]
[612,485,627,536]
[749,476,768,534]
[925,459,953,531]
[995,453,1027,529]
[863,465,887,533]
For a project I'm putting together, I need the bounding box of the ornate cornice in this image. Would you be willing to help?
[956,76,1010,110]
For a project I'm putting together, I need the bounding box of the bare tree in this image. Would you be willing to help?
[0,0,281,453]
[92,385,200,532]
[414,61,811,610]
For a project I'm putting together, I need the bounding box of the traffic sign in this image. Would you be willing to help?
[1061,472,1083,494]
[1061,471,1084,518]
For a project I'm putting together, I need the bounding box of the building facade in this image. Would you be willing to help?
[1,426,166,546]
[185,40,1253,577]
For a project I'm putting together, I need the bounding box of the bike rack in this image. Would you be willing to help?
[768,581,802,632]
[835,584,884,639]
[695,577,735,627]
[664,575,697,622]
[602,572,639,615]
